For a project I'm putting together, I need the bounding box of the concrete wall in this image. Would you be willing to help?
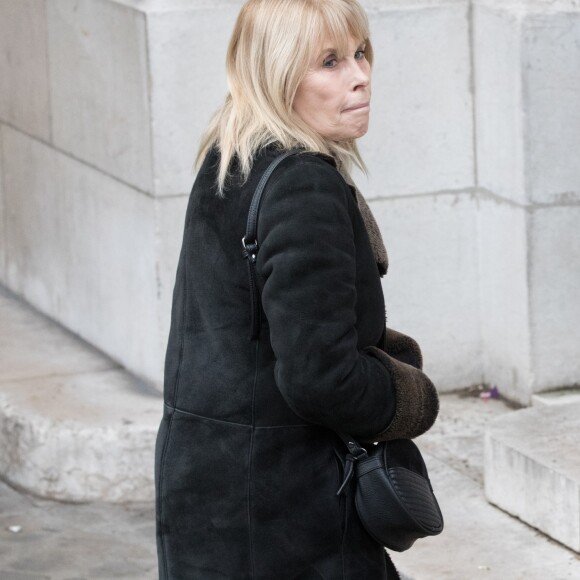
[0,0,578,403]
[474,0,580,401]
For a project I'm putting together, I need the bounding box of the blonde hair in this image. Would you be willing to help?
[195,0,373,196]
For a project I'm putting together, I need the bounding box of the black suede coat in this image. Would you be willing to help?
[155,145,407,579]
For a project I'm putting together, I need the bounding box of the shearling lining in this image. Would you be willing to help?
[382,326,424,370]
[353,187,389,277]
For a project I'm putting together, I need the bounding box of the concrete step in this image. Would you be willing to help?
[532,387,580,407]
[391,394,580,579]
[484,404,580,554]
[0,285,162,502]
[392,452,580,580]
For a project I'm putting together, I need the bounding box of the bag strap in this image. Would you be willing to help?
[241,148,302,341]
[334,432,370,495]
[241,148,368,492]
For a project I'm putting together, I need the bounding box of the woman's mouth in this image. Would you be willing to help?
[343,102,370,112]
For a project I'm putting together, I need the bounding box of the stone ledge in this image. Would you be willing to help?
[0,285,162,502]
[532,387,580,407]
[0,370,162,503]
[484,404,580,553]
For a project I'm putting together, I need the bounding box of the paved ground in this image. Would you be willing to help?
[0,482,157,580]
[1,391,579,579]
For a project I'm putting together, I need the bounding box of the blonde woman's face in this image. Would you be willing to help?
[293,35,371,142]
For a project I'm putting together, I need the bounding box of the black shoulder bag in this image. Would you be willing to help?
[241,150,444,552]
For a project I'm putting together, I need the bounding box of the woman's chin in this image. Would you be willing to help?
[351,125,369,140]
[331,126,369,142]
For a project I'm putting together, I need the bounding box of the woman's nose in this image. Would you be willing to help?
[349,61,370,90]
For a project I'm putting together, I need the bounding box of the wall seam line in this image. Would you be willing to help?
[467,0,485,384]
[43,0,54,145]
[0,121,189,200]
[366,188,580,209]
[520,12,536,398]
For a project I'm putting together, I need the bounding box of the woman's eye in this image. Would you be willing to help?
[323,57,338,68]
[354,49,366,60]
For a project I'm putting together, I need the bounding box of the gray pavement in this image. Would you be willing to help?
[1,391,579,579]
[0,482,156,579]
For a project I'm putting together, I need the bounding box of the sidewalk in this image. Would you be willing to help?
[0,480,157,579]
[2,391,579,579]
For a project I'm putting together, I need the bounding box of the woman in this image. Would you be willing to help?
[155,0,439,578]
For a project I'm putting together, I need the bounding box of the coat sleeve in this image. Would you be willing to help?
[256,156,397,440]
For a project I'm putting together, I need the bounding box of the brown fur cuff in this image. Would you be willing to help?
[382,326,423,370]
[362,345,439,443]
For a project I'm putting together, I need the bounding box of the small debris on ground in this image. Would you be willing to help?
[480,385,500,400]
[8,525,22,533]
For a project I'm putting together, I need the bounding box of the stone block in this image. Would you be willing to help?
[529,207,580,390]
[0,0,51,140]
[147,6,238,196]
[0,370,161,503]
[532,387,580,407]
[473,2,526,204]
[0,284,162,502]
[369,192,481,390]
[524,12,580,204]
[474,195,580,405]
[47,0,153,192]
[485,404,580,553]
[0,270,162,502]
[1,126,164,386]
[359,0,473,198]
[474,0,580,205]
[477,196,533,405]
